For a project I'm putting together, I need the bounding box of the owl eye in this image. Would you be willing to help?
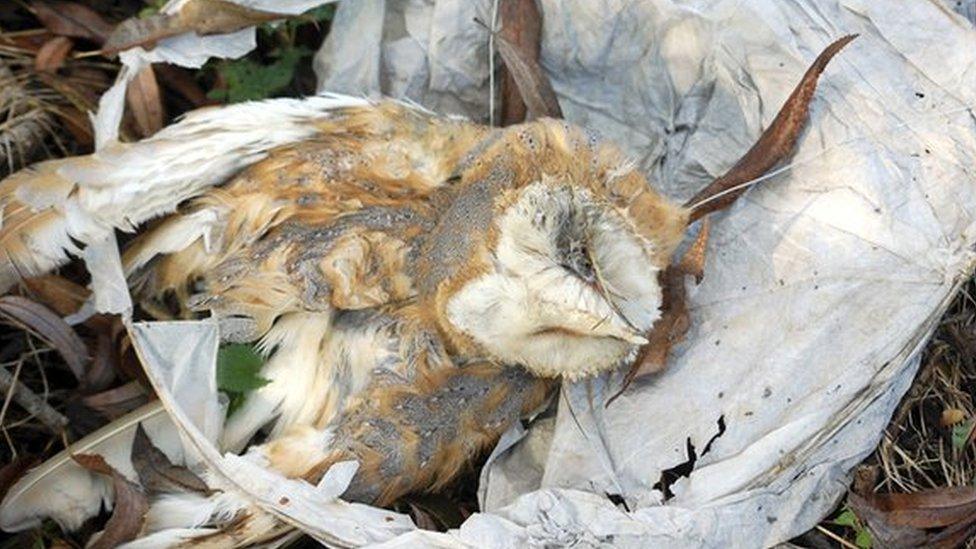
[561,239,596,283]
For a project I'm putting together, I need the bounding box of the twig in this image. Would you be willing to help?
[815,525,859,549]
[0,361,68,434]
[0,60,56,176]
[0,360,20,431]
[487,0,499,126]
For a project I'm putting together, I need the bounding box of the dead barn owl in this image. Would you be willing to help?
[0,36,854,546]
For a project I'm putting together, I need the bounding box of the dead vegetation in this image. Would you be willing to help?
[801,279,976,548]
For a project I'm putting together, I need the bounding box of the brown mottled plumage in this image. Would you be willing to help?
[0,35,855,546]
[121,101,685,494]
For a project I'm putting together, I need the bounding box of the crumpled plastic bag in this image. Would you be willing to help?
[313,0,976,546]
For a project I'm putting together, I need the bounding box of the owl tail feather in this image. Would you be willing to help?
[684,34,857,222]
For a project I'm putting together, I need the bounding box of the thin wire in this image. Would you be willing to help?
[488,0,500,126]
[686,104,976,212]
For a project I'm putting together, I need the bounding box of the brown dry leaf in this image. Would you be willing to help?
[607,220,711,405]
[131,423,208,494]
[154,63,213,107]
[34,68,106,148]
[53,106,96,148]
[29,1,113,43]
[850,488,976,549]
[178,0,286,35]
[103,0,285,55]
[497,0,543,125]
[102,12,184,55]
[859,487,976,529]
[684,35,857,221]
[85,330,118,391]
[491,6,561,122]
[0,295,89,381]
[34,36,74,72]
[0,456,39,502]
[116,331,149,388]
[678,218,710,284]
[126,65,165,138]
[848,492,930,548]
[407,502,440,531]
[82,381,149,420]
[405,495,467,531]
[22,274,90,317]
[607,267,690,406]
[0,30,56,54]
[940,408,967,427]
[73,453,148,549]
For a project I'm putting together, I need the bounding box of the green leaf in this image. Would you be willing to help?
[854,527,872,549]
[831,507,872,549]
[833,509,857,527]
[216,344,268,393]
[139,0,168,18]
[208,46,309,103]
[952,420,973,450]
[272,4,336,34]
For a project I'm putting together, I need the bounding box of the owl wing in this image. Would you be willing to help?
[124,102,488,337]
[0,96,488,339]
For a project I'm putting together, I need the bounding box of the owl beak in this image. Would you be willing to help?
[612,326,648,345]
[590,272,647,345]
[586,295,648,345]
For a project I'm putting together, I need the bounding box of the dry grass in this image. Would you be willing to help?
[872,279,976,494]
[804,278,976,548]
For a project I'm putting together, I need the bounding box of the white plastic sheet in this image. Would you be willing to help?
[314,0,976,545]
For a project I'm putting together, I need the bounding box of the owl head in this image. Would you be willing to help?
[421,119,688,380]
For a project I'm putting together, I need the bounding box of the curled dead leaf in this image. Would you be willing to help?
[72,453,149,549]
[860,487,976,529]
[0,456,39,502]
[483,2,561,123]
[0,295,89,382]
[34,36,74,72]
[22,274,90,317]
[131,423,208,494]
[0,30,56,54]
[685,34,858,221]
[126,65,165,138]
[607,266,690,406]
[178,0,286,35]
[82,381,149,420]
[155,64,214,107]
[678,218,710,284]
[494,35,562,121]
[850,487,976,549]
[497,0,544,125]
[29,1,113,44]
[103,0,286,55]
